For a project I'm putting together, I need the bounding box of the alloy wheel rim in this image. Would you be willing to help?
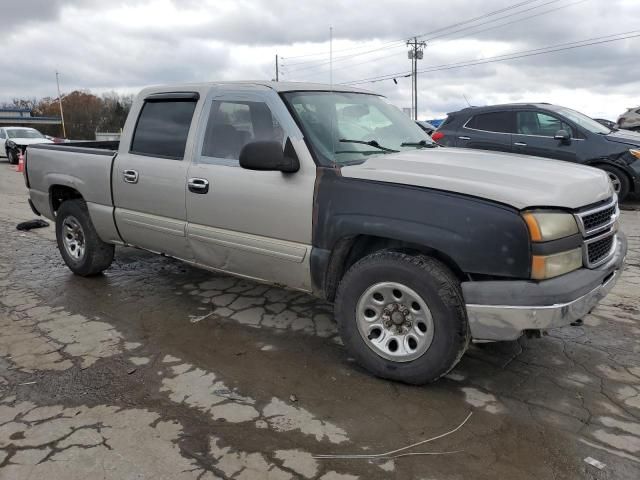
[607,172,621,193]
[355,282,435,362]
[62,216,86,261]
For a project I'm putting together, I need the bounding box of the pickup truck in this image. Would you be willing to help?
[25,81,627,384]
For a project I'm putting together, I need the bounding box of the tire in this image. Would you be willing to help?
[55,199,115,276]
[598,164,630,202]
[334,251,470,385]
[7,149,17,165]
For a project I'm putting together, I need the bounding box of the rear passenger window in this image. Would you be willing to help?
[201,100,284,164]
[130,100,197,159]
[466,112,512,133]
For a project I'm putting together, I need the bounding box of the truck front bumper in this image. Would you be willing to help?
[462,233,627,341]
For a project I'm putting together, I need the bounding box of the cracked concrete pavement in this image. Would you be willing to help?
[1,160,639,479]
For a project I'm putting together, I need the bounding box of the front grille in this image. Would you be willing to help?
[576,197,619,236]
[586,234,614,267]
[582,204,616,232]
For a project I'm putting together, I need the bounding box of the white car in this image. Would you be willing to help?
[0,127,52,164]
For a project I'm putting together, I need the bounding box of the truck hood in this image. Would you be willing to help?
[341,147,613,210]
[605,129,640,147]
[10,138,53,146]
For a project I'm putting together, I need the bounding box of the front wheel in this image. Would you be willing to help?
[334,251,469,384]
[7,149,17,164]
[55,199,115,276]
[599,164,630,202]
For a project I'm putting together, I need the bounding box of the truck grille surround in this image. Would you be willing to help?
[575,196,619,268]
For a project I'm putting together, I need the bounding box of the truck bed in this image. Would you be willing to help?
[26,142,121,243]
[29,140,120,154]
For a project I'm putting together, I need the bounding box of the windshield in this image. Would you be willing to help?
[6,128,44,139]
[551,106,611,134]
[283,91,433,165]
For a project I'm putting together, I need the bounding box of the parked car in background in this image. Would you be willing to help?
[24,81,625,384]
[435,103,640,201]
[617,106,640,131]
[1,127,52,164]
[594,118,617,130]
[416,120,437,136]
[44,135,68,144]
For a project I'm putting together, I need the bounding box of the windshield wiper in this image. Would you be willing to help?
[339,139,398,153]
[400,140,437,148]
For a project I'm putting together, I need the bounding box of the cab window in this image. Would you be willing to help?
[130,100,197,160]
[201,100,284,165]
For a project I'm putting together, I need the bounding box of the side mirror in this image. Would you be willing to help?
[554,129,571,143]
[239,139,300,173]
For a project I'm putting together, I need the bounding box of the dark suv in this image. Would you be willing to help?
[434,103,640,201]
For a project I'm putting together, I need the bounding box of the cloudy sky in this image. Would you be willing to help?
[4,0,640,119]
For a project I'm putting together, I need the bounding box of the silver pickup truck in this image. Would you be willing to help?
[25,81,626,384]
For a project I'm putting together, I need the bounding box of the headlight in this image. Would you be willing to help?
[523,211,582,279]
[522,211,579,241]
[531,248,583,280]
[629,149,640,160]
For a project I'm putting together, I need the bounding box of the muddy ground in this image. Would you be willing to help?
[0,159,639,480]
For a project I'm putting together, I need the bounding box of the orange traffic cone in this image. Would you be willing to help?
[16,151,24,173]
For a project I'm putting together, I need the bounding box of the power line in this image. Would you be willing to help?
[414,0,544,41]
[431,0,588,45]
[341,30,640,85]
[282,0,547,68]
[285,0,584,79]
[282,44,405,73]
[419,0,562,42]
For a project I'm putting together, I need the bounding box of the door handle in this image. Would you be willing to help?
[514,142,527,147]
[188,178,209,194]
[458,136,471,140]
[123,169,139,184]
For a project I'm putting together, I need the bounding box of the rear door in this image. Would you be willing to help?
[512,110,578,162]
[458,111,514,152]
[113,92,200,260]
[185,88,315,291]
[0,129,6,156]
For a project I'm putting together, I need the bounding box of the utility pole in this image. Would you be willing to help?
[407,38,426,121]
[55,71,67,138]
[275,54,279,81]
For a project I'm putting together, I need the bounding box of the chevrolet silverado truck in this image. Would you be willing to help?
[24,82,627,384]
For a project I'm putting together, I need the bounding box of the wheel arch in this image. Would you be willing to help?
[49,184,85,214]
[588,159,635,193]
[321,233,467,302]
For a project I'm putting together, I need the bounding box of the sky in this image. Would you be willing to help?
[3,0,640,120]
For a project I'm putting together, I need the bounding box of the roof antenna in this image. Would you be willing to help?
[463,94,472,108]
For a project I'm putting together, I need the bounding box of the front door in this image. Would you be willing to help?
[512,111,578,162]
[113,94,200,260]
[185,89,316,291]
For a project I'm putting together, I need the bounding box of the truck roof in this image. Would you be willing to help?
[139,81,376,96]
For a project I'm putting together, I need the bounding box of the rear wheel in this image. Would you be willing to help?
[55,199,115,276]
[599,164,630,202]
[334,251,469,384]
